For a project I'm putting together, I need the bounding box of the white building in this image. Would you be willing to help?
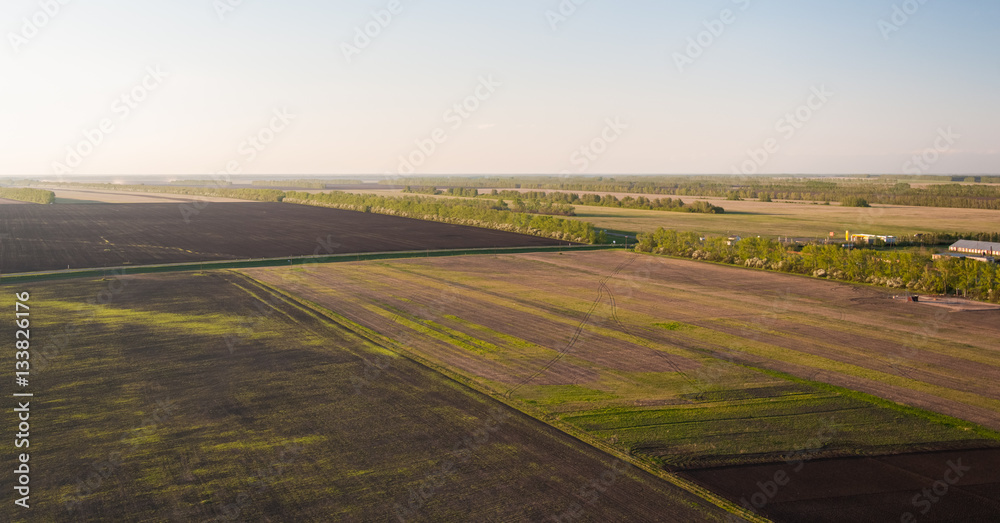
[949,240,1000,256]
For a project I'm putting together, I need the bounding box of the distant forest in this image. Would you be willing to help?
[389,175,1000,211]
[403,187,725,214]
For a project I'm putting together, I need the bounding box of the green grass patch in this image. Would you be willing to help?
[654,321,694,331]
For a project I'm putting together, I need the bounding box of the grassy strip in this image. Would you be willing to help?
[0,244,619,285]
[671,321,1000,415]
[751,366,1000,442]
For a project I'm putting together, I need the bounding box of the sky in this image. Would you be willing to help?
[1,0,997,178]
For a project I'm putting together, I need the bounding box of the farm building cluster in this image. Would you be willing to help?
[932,240,1000,263]
[849,233,898,245]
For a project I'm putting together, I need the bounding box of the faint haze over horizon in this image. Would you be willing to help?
[1,0,998,177]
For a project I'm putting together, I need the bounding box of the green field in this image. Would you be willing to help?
[3,272,735,521]
[246,251,1000,472]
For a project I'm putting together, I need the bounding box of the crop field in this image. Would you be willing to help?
[569,200,1000,239]
[0,272,731,521]
[345,187,1000,238]
[0,203,569,274]
[244,250,1000,518]
[576,198,1000,238]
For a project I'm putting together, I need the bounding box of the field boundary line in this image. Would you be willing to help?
[239,273,773,523]
[0,244,619,285]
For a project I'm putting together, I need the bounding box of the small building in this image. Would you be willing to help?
[949,240,1000,257]
[850,234,897,245]
[933,252,996,263]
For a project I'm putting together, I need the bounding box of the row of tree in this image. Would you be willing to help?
[405,186,725,214]
[0,187,55,204]
[896,232,1000,247]
[403,187,578,216]
[482,190,725,214]
[389,176,1000,210]
[636,229,998,302]
[170,180,233,186]
[284,191,600,243]
[252,180,363,189]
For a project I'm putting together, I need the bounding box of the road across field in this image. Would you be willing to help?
[0,202,573,274]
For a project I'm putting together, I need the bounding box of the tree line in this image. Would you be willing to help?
[0,187,55,204]
[284,191,600,243]
[251,180,364,189]
[636,229,998,302]
[389,175,1000,210]
[404,186,725,214]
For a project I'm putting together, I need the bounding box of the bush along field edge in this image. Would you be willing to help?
[0,187,55,204]
[636,228,1000,303]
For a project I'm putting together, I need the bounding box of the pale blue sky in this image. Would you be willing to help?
[1,0,997,176]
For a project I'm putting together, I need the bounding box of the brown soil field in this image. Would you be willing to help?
[42,187,250,204]
[246,250,1000,431]
[0,202,568,274]
[0,272,730,521]
[684,447,1000,522]
[0,198,31,204]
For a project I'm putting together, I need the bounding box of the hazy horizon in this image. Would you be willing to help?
[2,1,998,177]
